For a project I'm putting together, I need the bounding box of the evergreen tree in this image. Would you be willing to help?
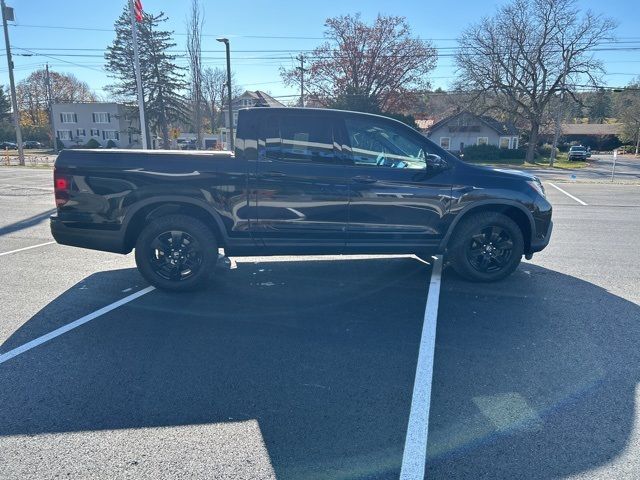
[105,4,187,148]
[0,85,11,120]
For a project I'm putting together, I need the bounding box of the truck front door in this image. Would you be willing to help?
[341,114,453,252]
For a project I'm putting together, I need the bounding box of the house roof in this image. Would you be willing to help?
[428,111,519,136]
[234,90,285,108]
[561,123,623,136]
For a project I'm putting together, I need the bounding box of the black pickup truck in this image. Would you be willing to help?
[51,107,552,291]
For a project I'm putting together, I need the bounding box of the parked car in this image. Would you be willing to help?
[568,145,588,161]
[24,140,43,149]
[0,141,17,150]
[51,107,553,291]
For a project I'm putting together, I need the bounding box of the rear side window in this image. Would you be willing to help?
[259,114,336,164]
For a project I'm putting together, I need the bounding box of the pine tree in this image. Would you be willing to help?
[0,85,11,120]
[105,4,187,148]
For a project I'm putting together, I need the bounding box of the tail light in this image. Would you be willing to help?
[53,168,71,207]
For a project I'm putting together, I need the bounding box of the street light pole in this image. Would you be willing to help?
[217,37,233,151]
[550,54,570,167]
[1,0,24,165]
[45,63,56,154]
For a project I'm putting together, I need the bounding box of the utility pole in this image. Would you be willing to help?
[45,63,57,154]
[296,54,306,107]
[217,37,233,151]
[550,55,570,167]
[129,0,148,149]
[1,0,24,165]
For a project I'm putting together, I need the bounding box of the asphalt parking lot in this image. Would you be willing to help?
[0,167,639,479]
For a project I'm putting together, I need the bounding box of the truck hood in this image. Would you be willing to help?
[463,162,537,182]
[490,167,537,181]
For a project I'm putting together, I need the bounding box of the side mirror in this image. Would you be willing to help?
[426,155,448,171]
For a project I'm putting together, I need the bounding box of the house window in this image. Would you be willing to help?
[90,129,99,137]
[439,137,450,150]
[499,137,510,149]
[93,112,110,123]
[477,137,489,146]
[512,137,519,149]
[233,111,239,126]
[102,130,119,140]
[60,113,77,123]
[77,128,86,137]
[57,130,72,140]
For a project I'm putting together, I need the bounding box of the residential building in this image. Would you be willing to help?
[219,90,285,148]
[52,102,140,148]
[427,111,520,153]
[540,122,623,151]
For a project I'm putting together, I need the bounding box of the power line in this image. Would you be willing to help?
[9,23,325,39]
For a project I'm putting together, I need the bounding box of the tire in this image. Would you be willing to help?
[134,214,218,292]
[448,212,524,282]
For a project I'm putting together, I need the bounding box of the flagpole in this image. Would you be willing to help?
[129,0,148,149]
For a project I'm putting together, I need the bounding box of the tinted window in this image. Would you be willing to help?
[259,114,336,164]
[260,114,281,160]
[345,117,444,170]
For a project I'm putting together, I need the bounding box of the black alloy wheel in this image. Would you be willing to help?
[449,211,524,282]
[465,225,514,274]
[135,214,217,291]
[149,230,203,281]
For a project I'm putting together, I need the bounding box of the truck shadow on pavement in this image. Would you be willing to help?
[0,259,639,479]
[0,208,55,236]
[428,265,640,479]
[0,257,428,479]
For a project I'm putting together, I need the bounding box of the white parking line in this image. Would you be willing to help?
[400,255,443,480]
[0,241,56,257]
[0,286,155,365]
[547,182,588,205]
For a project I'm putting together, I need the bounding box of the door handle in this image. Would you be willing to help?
[352,175,377,184]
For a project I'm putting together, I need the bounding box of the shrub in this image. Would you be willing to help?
[56,138,65,151]
[537,143,554,158]
[499,148,527,160]
[106,139,117,149]
[461,144,501,161]
[460,144,526,163]
[84,138,101,149]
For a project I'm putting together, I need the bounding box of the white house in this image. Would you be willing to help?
[52,102,140,148]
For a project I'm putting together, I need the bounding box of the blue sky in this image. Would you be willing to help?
[2,0,638,101]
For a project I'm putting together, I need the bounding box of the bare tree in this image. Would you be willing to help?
[17,69,96,127]
[186,0,204,148]
[281,14,437,113]
[455,0,616,163]
[615,79,640,155]
[201,67,241,132]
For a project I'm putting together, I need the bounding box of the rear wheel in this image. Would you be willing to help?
[134,214,217,292]
[448,212,524,282]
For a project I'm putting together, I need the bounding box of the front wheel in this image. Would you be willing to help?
[448,212,524,282]
[134,214,218,292]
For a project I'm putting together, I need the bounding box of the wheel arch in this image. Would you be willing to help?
[441,201,534,254]
[122,197,227,253]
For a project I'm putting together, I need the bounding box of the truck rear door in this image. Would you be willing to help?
[250,110,349,250]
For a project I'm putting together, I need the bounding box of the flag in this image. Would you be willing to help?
[134,0,143,22]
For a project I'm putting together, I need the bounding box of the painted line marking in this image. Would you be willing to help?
[0,241,56,257]
[547,182,588,205]
[400,255,443,480]
[0,286,155,365]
